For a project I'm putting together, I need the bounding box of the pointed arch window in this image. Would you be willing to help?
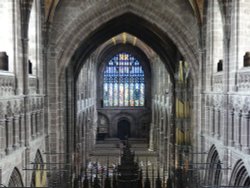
[103,52,145,107]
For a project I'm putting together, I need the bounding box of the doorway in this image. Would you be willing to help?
[117,119,130,140]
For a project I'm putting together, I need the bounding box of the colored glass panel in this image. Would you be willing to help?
[103,52,145,107]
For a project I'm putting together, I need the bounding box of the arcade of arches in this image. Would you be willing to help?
[0,0,250,188]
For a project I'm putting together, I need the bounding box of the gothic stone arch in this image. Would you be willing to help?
[8,167,24,187]
[229,159,250,186]
[205,145,222,186]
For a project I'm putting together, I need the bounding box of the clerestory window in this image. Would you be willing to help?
[103,52,145,107]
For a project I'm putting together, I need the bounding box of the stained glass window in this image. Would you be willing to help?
[103,52,145,107]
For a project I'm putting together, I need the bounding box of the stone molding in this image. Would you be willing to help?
[237,68,250,92]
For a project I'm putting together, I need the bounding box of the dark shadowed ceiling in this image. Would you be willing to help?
[44,0,204,24]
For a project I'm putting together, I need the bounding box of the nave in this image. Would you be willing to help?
[0,1,250,188]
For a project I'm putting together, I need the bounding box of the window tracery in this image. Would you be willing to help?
[103,52,145,107]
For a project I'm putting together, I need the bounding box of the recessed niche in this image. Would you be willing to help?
[0,52,9,71]
[217,60,223,72]
[244,52,250,67]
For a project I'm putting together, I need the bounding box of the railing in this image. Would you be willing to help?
[0,71,15,96]
[28,75,37,94]
[237,68,250,92]
[213,72,223,92]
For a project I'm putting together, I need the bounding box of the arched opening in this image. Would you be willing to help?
[47,3,199,187]
[8,168,24,187]
[229,160,250,186]
[30,150,45,187]
[64,12,194,188]
[117,119,131,140]
[205,145,222,186]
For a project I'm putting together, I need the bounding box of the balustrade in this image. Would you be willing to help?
[0,73,15,96]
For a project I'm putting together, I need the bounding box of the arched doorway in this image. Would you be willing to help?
[118,119,131,140]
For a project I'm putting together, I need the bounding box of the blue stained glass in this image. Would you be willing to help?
[103,52,145,107]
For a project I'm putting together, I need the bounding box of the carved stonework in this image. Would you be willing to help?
[32,98,35,111]
[243,97,250,113]
[238,71,250,91]
[41,98,44,108]
[206,95,209,106]
[6,101,12,117]
[234,97,242,112]
[0,102,5,119]
[215,95,219,107]
[13,100,19,114]
[0,74,15,96]
[20,101,24,114]
[213,73,223,92]
[220,95,224,106]
[229,96,234,110]
[211,95,214,107]
[36,98,40,110]
[29,98,32,112]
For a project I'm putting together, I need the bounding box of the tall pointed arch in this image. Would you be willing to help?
[8,168,24,187]
[229,160,250,186]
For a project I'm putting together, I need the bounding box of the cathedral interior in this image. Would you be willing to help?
[0,0,250,188]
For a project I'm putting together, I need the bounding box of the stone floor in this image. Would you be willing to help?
[90,138,157,166]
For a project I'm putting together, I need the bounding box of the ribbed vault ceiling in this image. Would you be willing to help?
[44,0,204,24]
[96,32,156,61]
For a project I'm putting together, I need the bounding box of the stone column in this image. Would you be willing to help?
[31,112,36,139]
[37,110,42,135]
[40,109,44,135]
[5,115,13,154]
[236,112,242,150]
[149,100,155,151]
[160,130,164,163]
[242,112,250,154]
[217,110,221,139]
[35,111,40,136]
[30,112,33,139]
[210,107,215,136]
[13,115,20,149]
[25,109,32,146]
[19,114,25,147]
[0,118,5,158]
[214,108,219,138]
[228,110,235,147]
[234,111,241,150]
[152,100,155,124]
[205,106,210,135]
[149,123,155,151]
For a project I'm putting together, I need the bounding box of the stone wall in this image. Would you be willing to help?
[199,0,250,186]
[75,55,97,172]
[149,56,172,177]
[0,1,46,186]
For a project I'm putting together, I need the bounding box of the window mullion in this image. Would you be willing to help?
[103,52,145,107]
